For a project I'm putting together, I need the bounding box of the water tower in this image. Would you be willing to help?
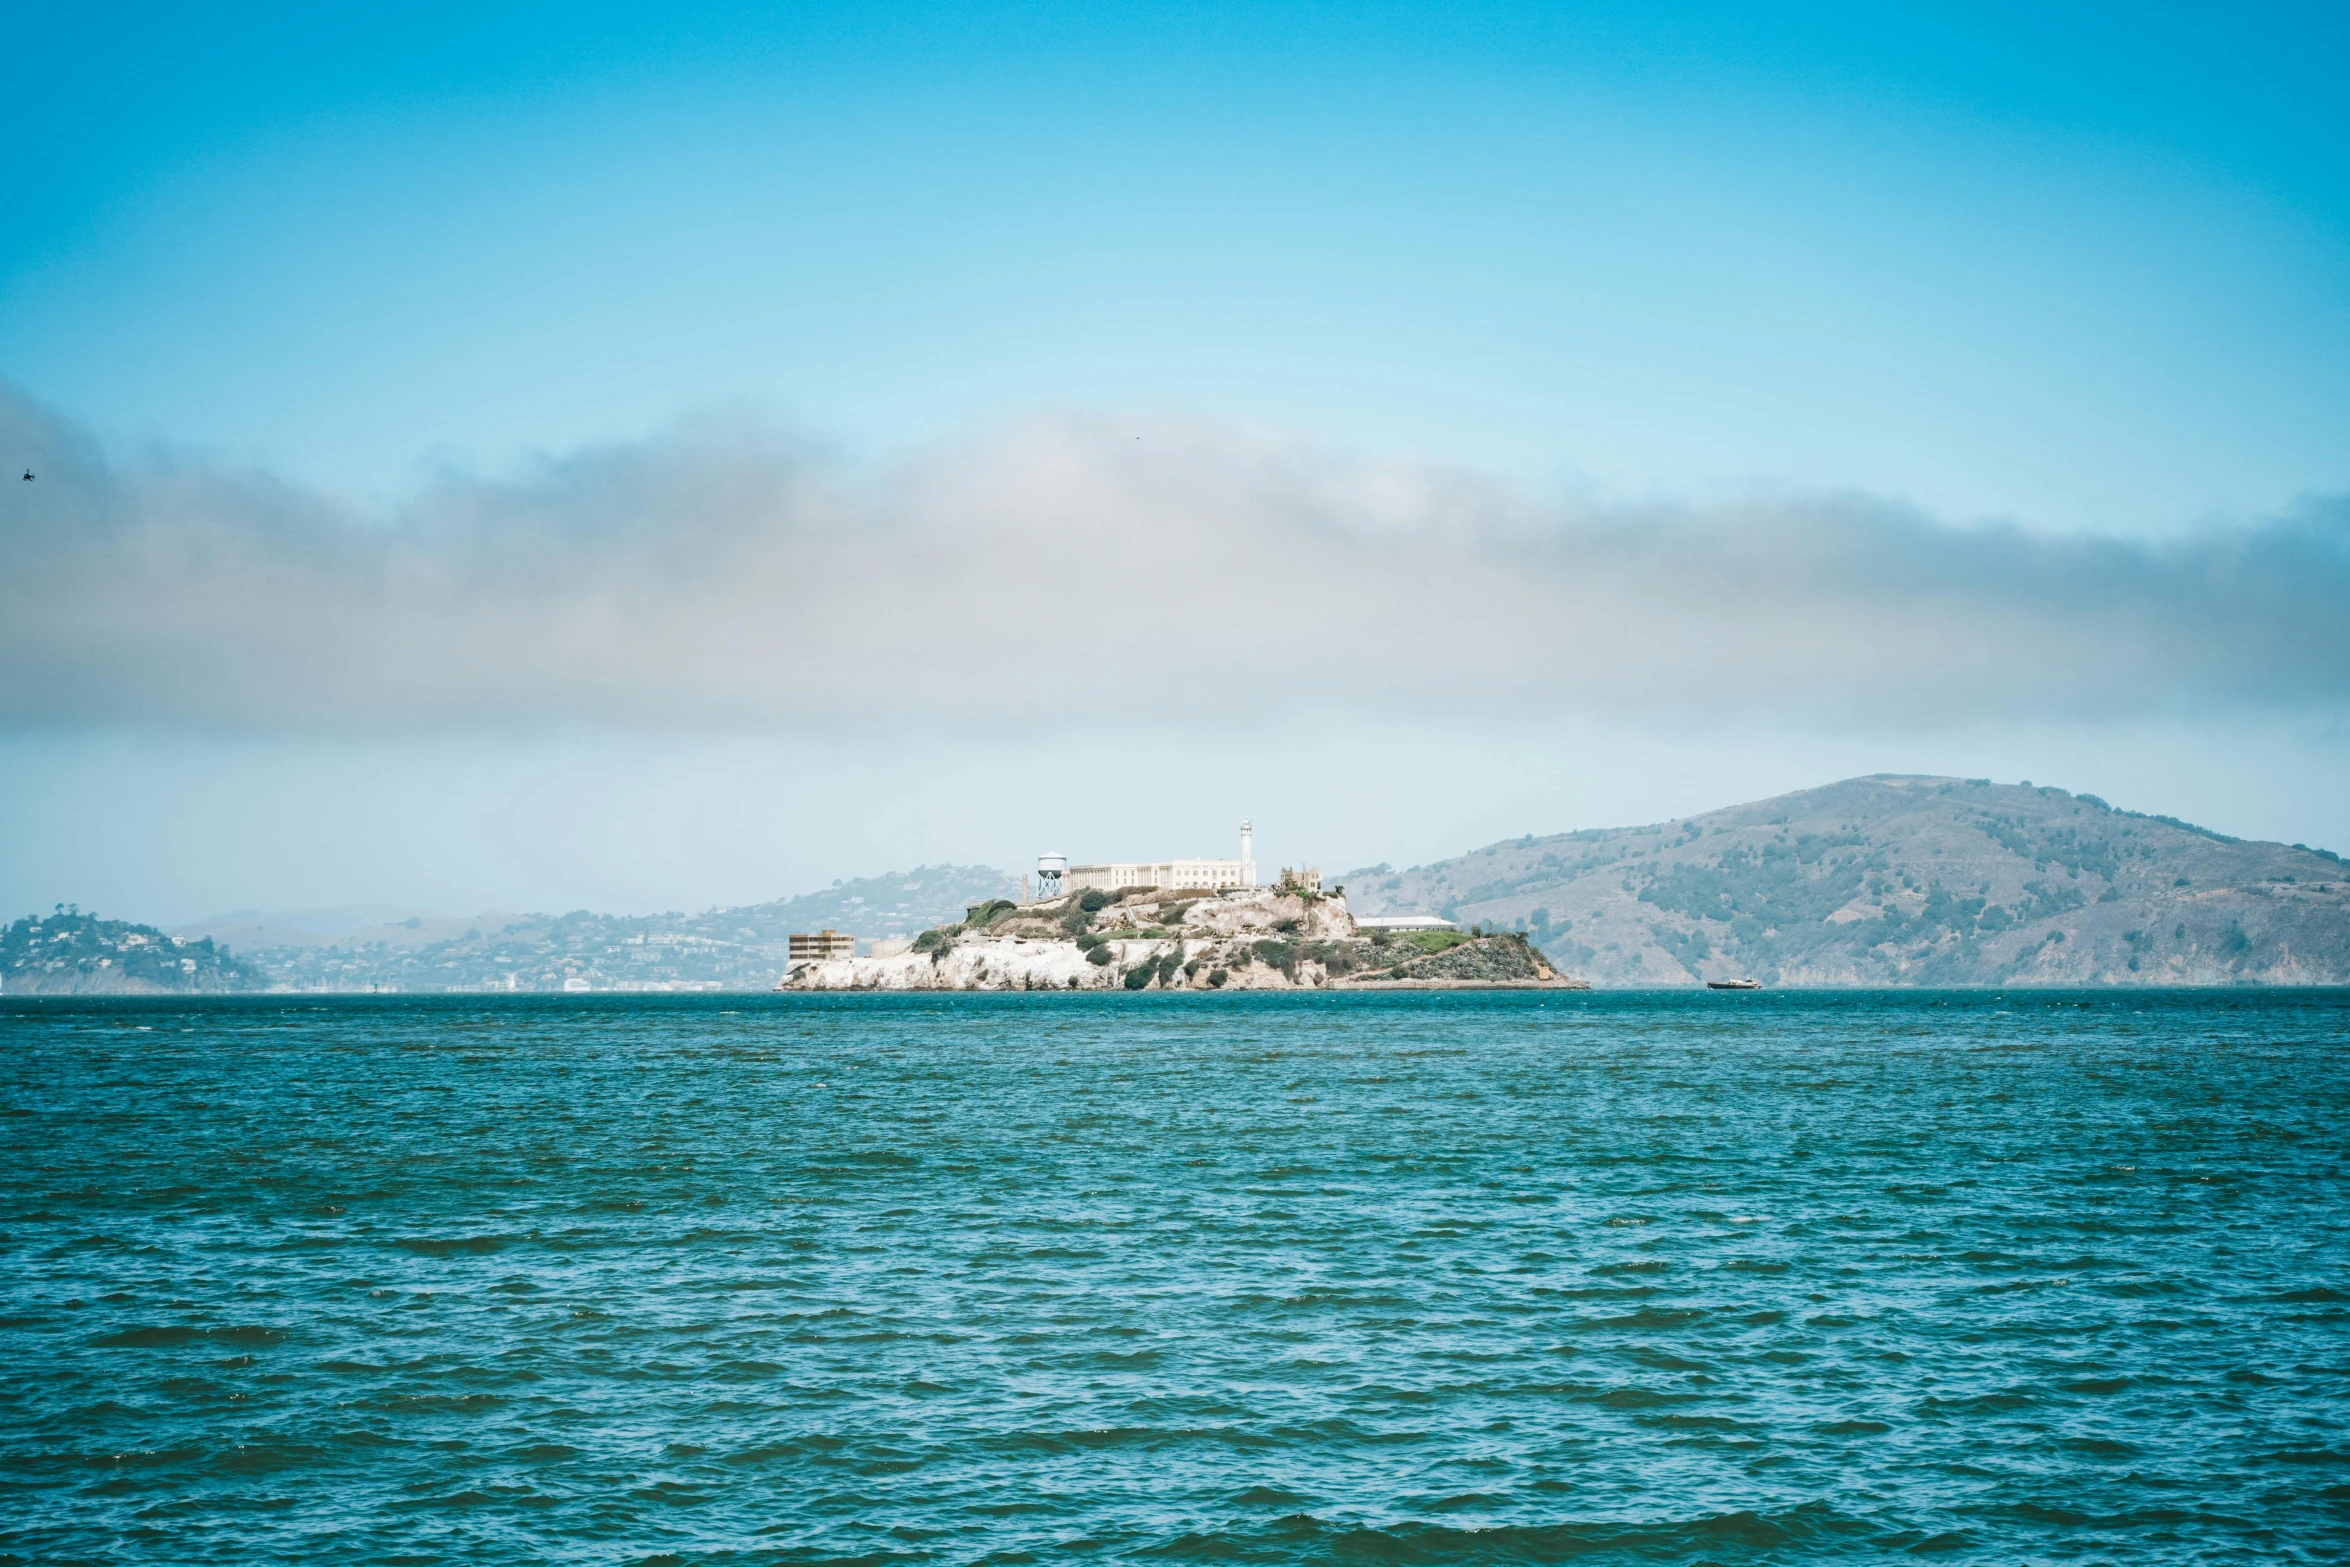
[1035,851,1067,903]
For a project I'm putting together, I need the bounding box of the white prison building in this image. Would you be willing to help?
[1066,822,1258,894]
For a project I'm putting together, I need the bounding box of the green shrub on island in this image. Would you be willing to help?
[1387,931,1550,983]
[1207,967,1229,988]
[1079,890,1111,913]
[1252,939,1298,978]
[1300,940,1359,975]
[913,926,958,957]
[1085,944,1114,966]
[964,899,1017,929]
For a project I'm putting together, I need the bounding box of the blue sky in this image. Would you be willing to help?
[3,2,2347,919]
[11,1,2347,524]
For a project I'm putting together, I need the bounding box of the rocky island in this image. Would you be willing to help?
[775,877,1580,991]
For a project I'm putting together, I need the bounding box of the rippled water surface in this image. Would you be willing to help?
[4,990,2348,1564]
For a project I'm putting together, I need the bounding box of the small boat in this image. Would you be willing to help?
[1707,978,1762,990]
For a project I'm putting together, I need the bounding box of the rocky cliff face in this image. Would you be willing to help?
[777,884,1568,991]
[1341,776,2350,986]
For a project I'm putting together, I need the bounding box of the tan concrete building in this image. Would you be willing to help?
[787,930,856,962]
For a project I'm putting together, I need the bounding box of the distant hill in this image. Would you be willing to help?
[2,910,256,994]
[1339,776,2350,986]
[170,904,441,950]
[172,865,1019,993]
[25,781,2350,993]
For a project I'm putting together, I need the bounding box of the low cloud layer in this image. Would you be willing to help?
[4,385,2346,733]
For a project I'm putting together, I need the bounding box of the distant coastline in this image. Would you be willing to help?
[9,777,2346,996]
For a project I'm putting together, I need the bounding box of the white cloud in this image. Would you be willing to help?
[4,384,2345,733]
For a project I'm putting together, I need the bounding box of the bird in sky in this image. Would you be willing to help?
[19,470,30,481]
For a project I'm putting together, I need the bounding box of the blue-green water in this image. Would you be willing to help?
[3,991,2348,1565]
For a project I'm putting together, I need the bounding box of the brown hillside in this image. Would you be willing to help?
[1340,776,2350,986]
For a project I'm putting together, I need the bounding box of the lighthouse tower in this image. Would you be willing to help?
[1240,820,1256,887]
